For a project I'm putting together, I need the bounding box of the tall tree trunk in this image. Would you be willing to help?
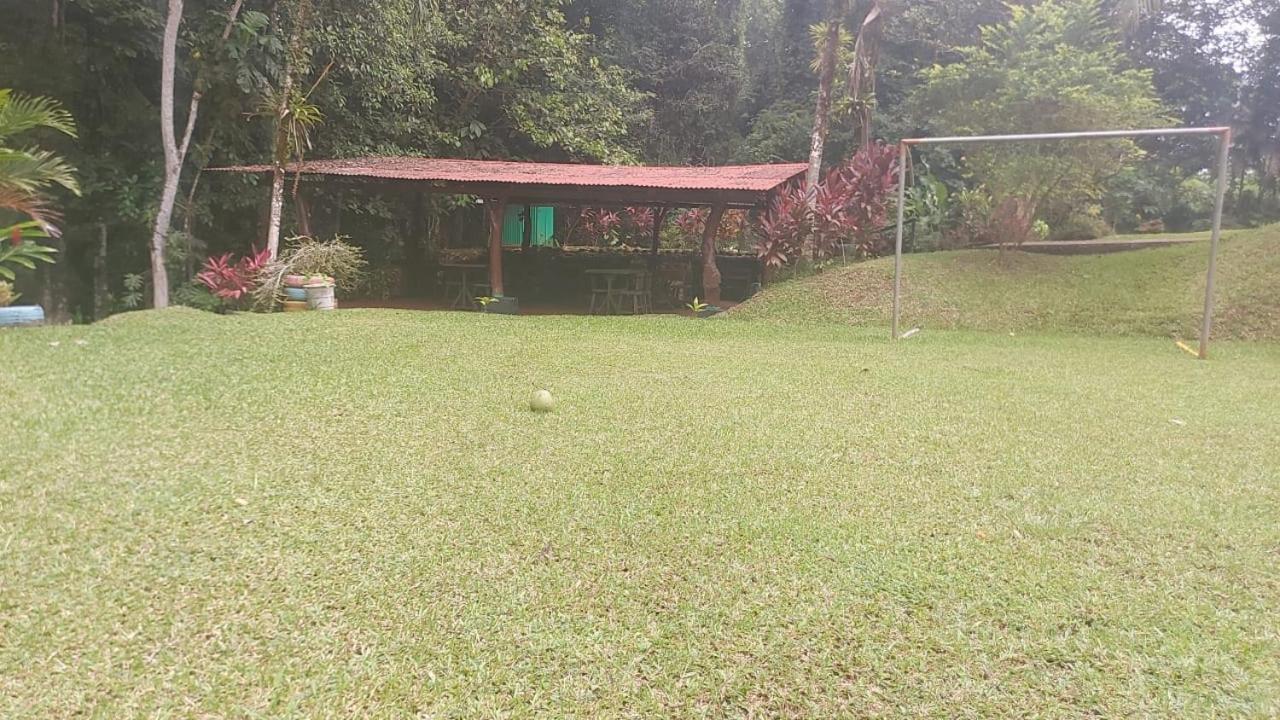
[700,204,727,305]
[266,77,293,256]
[846,1,898,148]
[148,0,184,309]
[265,66,294,260]
[265,0,312,259]
[94,223,109,320]
[805,0,844,196]
[147,0,246,308]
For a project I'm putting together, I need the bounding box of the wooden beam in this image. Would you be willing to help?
[234,173,766,208]
[487,197,507,296]
[700,204,727,306]
[650,207,666,255]
[521,204,532,250]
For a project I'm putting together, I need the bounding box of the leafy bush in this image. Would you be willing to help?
[755,142,900,271]
[173,282,225,313]
[0,280,16,307]
[1049,214,1112,241]
[1137,219,1166,234]
[756,184,810,273]
[253,235,366,310]
[944,188,995,248]
[196,247,271,305]
[0,221,57,281]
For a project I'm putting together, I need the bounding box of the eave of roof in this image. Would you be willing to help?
[210,157,806,207]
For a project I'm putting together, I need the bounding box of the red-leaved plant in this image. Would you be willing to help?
[756,141,900,271]
[673,208,747,244]
[196,246,272,303]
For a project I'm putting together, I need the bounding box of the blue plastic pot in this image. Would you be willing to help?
[284,286,307,301]
[0,305,45,327]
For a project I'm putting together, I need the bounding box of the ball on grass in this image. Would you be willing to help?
[530,389,556,412]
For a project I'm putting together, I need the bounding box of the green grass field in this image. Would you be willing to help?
[731,225,1280,341]
[2,308,1278,717]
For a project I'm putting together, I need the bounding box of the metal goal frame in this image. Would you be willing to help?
[890,127,1233,359]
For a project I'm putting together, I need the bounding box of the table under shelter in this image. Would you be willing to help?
[211,157,805,311]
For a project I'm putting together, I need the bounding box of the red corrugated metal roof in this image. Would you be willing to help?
[211,157,806,194]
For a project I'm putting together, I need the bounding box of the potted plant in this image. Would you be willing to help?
[283,273,308,302]
[252,236,366,312]
[303,274,336,310]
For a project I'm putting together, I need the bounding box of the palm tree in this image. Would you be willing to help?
[0,89,79,238]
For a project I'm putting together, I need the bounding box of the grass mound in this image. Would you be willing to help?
[2,310,1278,716]
[731,225,1280,340]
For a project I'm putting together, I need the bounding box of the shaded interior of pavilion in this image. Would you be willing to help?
[211,158,805,314]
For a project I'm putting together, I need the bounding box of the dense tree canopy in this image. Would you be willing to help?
[0,0,1274,317]
[910,0,1168,226]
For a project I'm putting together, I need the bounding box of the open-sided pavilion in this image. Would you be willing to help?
[213,157,806,306]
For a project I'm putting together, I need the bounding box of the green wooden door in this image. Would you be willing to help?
[501,205,555,247]
[501,205,524,246]
[530,206,554,246]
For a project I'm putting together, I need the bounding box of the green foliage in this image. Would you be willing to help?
[0,280,16,307]
[172,281,225,313]
[905,174,952,235]
[911,0,1169,219]
[686,296,709,313]
[0,222,58,280]
[0,89,79,234]
[118,273,147,311]
[1049,212,1112,241]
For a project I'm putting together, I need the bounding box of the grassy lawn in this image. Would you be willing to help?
[732,224,1280,341]
[2,309,1279,717]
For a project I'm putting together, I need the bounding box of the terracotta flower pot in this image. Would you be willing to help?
[284,274,307,288]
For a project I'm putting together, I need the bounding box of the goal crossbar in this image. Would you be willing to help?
[891,126,1232,359]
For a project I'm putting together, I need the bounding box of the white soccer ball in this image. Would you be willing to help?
[530,389,556,412]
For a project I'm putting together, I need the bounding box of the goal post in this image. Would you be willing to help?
[890,126,1233,359]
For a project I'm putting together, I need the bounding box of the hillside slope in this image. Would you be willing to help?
[730,225,1280,340]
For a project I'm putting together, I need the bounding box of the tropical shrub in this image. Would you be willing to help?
[1049,214,1112,241]
[173,282,225,313]
[674,208,747,249]
[756,185,810,273]
[196,246,272,304]
[756,142,900,270]
[0,280,16,307]
[0,89,79,236]
[0,221,57,281]
[825,141,900,257]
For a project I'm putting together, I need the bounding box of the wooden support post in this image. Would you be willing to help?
[650,207,665,255]
[487,197,507,297]
[521,204,532,250]
[700,204,726,305]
